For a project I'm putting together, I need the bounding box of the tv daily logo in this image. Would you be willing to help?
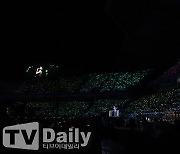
[3,122,39,150]
[3,122,91,150]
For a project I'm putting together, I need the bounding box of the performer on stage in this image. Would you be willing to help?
[113,106,117,117]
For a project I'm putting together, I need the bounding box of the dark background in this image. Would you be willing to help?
[1,0,180,80]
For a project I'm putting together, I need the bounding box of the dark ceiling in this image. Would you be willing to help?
[1,0,180,80]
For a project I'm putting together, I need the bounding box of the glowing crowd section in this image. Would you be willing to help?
[8,87,179,121]
[80,70,149,92]
[17,70,150,94]
[127,88,180,113]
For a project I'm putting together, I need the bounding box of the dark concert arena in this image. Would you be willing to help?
[0,1,180,154]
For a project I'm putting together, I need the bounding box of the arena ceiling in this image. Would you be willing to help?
[1,0,180,80]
